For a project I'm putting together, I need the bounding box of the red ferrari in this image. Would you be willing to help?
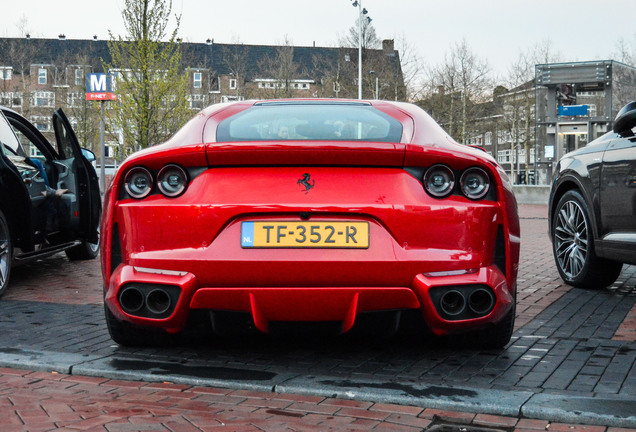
[101,100,520,347]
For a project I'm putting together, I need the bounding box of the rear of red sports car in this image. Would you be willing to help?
[101,100,520,347]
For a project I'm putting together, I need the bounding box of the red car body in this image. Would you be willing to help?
[101,100,520,347]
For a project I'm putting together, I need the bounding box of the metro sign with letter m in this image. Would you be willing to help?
[86,73,117,101]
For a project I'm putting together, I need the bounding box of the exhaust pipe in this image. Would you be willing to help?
[439,290,466,316]
[119,286,144,314]
[146,289,172,315]
[468,288,495,315]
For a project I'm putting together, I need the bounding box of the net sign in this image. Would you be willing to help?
[86,73,117,101]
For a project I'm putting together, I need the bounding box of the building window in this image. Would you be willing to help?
[109,70,122,91]
[221,95,244,103]
[189,93,204,109]
[229,78,237,90]
[38,68,47,85]
[0,92,21,107]
[485,132,492,146]
[30,144,44,158]
[67,92,83,107]
[497,150,511,164]
[30,116,50,132]
[209,76,220,93]
[0,67,12,81]
[75,69,83,86]
[33,91,55,107]
[193,72,202,89]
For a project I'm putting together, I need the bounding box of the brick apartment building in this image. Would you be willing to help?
[0,36,404,161]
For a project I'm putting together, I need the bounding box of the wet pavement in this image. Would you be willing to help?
[1,204,636,430]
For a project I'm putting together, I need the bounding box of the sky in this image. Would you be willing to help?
[3,0,635,79]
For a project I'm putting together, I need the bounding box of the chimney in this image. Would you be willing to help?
[58,34,66,40]
[206,38,213,45]
[382,39,394,55]
[93,35,98,40]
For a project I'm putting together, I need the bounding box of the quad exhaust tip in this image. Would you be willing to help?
[146,288,172,315]
[440,290,466,316]
[119,286,144,314]
[119,285,173,317]
[438,286,495,319]
[468,288,495,315]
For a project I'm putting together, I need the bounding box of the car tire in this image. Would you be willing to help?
[446,297,515,349]
[66,240,99,260]
[66,226,100,261]
[0,210,12,298]
[479,300,515,349]
[552,190,623,288]
[104,303,174,347]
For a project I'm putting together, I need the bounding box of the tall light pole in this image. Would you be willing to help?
[370,70,379,99]
[351,0,370,100]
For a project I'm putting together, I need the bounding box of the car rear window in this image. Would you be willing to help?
[215,102,403,143]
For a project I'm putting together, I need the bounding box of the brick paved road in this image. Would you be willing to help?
[1,205,636,430]
[2,368,633,432]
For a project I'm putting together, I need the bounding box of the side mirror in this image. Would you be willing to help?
[613,101,636,135]
[81,148,96,162]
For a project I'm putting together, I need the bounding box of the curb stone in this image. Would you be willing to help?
[4,348,636,428]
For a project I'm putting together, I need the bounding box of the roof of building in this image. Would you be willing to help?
[0,37,399,81]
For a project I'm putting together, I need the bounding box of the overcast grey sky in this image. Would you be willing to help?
[4,0,635,77]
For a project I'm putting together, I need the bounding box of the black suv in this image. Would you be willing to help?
[0,107,101,296]
[549,102,636,288]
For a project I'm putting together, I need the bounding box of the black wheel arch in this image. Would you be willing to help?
[549,176,601,243]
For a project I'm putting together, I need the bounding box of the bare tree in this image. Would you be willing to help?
[257,36,302,99]
[500,53,535,183]
[312,49,356,99]
[528,39,562,66]
[612,35,636,65]
[59,52,102,155]
[339,18,381,50]
[423,39,491,142]
[0,36,43,117]
[222,40,249,99]
[393,34,424,101]
[499,40,562,183]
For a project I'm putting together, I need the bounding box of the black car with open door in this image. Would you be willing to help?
[549,101,636,288]
[0,106,100,296]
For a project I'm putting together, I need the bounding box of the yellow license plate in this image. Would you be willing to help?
[241,221,369,248]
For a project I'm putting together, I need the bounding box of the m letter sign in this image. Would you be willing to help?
[86,73,117,101]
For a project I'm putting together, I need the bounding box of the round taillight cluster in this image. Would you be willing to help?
[423,165,491,200]
[124,164,188,199]
[423,164,455,198]
[460,167,490,200]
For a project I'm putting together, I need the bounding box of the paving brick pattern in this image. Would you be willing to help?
[1,205,635,430]
[0,368,631,432]
[0,206,634,395]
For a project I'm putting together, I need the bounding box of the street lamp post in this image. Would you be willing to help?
[351,0,370,100]
[370,70,379,99]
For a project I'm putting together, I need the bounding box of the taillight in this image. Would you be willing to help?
[124,167,153,199]
[157,164,188,197]
[460,167,490,200]
[423,164,455,198]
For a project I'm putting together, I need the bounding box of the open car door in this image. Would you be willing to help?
[52,109,100,244]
